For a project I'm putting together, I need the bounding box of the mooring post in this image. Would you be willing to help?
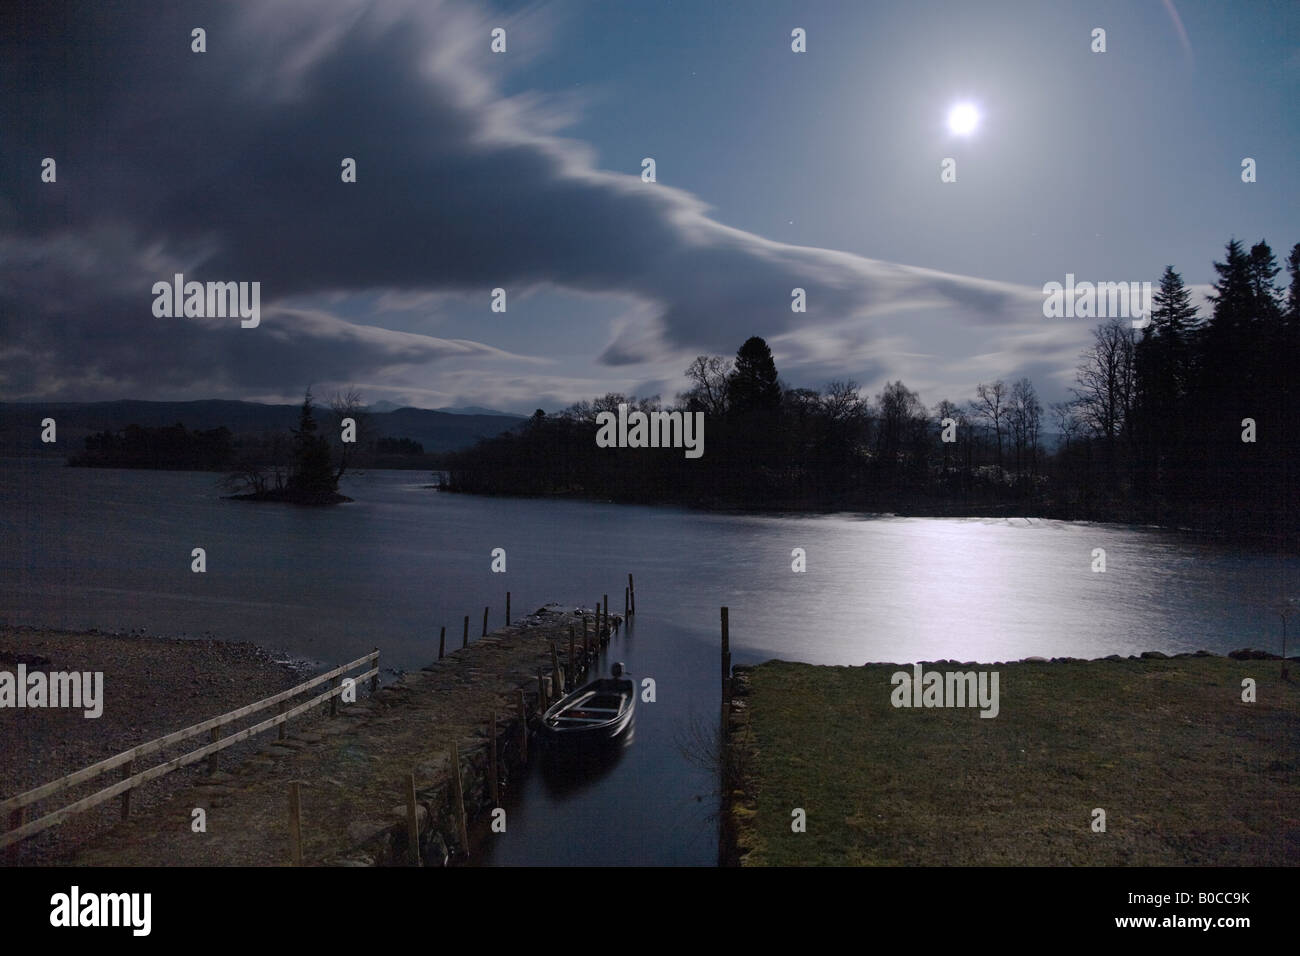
[483,606,489,637]
[583,616,590,662]
[625,586,629,618]
[371,648,380,696]
[721,606,731,734]
[120,759,134,820]
[550,643,562,698]
[208,727,220,775]
[450,742,469,858]
[439,625,446,660]
[569,625,577,688]
[489,713,499,806]
[288,781,303,866]
[629,573,635,615]
[603,593,609,627]
[517,689,528,762]
[506,591,511,625]
[405,772,421,866]
[463,615,469,649]
[595,598,601,635]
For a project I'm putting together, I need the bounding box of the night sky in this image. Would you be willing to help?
[2,0,1296,413]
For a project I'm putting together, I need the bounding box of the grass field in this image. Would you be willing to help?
[727,655,1298,866]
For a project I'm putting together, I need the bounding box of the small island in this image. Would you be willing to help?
[223,389,353,505]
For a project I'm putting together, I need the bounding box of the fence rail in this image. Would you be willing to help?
[1,649,379,850]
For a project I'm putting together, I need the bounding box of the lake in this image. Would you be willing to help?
[1,460,1295,864]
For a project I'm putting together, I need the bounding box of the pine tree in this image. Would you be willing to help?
[289,388,337,500]
[1285,243,1300,323]
[728,336,781,416]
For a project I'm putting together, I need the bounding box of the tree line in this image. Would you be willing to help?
[444,237,1299,539]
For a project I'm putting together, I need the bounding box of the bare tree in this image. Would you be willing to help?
[1008,378,1042,479]
[679,355,733,416]
[970,380,1008,470]
[327,388,372,482]
[1071,319,1136,450]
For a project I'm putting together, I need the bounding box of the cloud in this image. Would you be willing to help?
[0,0,1068,405]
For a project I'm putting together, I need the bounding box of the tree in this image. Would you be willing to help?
[289,388,337,500]
[328,388,370,483]
[1286,243,1300,323]
[1008,378,1042,480]
[680,355,732,416]
[727,337,781,417]
[969,380,1008,470]
[1072,320,1134,445]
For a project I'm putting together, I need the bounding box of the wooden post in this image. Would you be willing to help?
[538,669,547,708]
[506,591,511,626]
[489,713,499,806]
[288,782,303,866]
[569,625,577,689]
[278,700,287,740]
[208,727,220,774]
[483,606,489,637]
[583,616,590,661]
[439,625,446,660]
[595,598,601,635]
[517,689,528,763]
[463,615,469,648]
[550,642,562,698]
[405,772,420,866]
[629,573,635,615]
[370,648,379,696]
[603,593,609,626]
[120,759,134,820]
[721,606,731,733]
[625,586,629,618]
[450,742,469,857]
[329,673,340,717]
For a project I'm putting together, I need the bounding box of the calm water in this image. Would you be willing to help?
[1,460,1295,864]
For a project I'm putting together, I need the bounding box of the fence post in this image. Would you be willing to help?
[288,781,303,866]
[463,616,469,649]
[439,625,446,660]
[489,713,499,806]
[120,759,134,820]
[330,673,340,717]
[405,772,421,866]
[569,625,577,689]
[721,607,731,734]
[450,742,469,858]
[517,689,528,763]
[483,606,489,637]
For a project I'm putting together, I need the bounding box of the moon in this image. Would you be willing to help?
[947,102,980,136]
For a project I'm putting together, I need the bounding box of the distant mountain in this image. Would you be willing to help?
[437,405,521,417]
[0,399,525,458]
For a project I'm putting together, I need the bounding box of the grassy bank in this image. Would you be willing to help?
[726,655,1298,866]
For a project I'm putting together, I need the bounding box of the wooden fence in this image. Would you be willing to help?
[0,649,379,850]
